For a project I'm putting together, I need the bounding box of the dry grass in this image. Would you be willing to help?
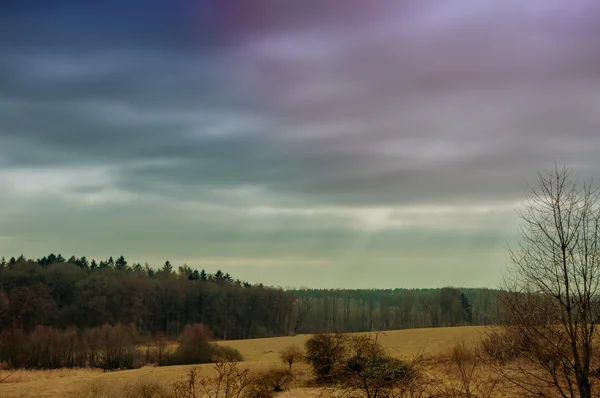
[0,326,486,398]
[0,367,102,383]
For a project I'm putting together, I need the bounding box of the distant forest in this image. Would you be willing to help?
[0,254,500,340]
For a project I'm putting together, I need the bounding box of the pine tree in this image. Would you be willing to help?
[162,260,173,274]
[78,256,89,269]
[132,263,143,273]
[115,255,128,271]
[200,269,208,281]
[460,293,473,324]
[189,270,200,280]
[47,253,57,264]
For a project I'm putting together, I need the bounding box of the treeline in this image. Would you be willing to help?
[289,287,500,333]
[0,254,502,342]
[0,254,295,340]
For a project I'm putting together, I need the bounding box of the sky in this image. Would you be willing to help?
[1,1,600,289]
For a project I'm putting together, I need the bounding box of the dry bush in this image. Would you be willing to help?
[245,367,295,397]
[173,358,251,398]
[279,345,304,371]
[97,323,138,370]
[146,333,170,366]
[304,332,348,383]
[169,324,242,366]
[214,345,244,362]
[434,341,499,398]
[170,324,214,365]
[480,327,533,363]
[340,334,426,398]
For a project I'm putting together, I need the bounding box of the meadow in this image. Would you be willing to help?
[0,326,488,398]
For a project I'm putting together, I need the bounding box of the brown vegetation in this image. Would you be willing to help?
[0,322,241,377]
[278,345,303,371]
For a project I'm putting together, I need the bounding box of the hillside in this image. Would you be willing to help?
[0,326,486,398]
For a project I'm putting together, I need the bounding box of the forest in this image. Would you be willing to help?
[0,254,501,340]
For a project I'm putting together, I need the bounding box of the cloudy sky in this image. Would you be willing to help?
[1,1,600,288]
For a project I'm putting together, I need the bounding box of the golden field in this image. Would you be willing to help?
[0,326,488,398]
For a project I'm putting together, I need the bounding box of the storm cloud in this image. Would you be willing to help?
[1,0,599,287]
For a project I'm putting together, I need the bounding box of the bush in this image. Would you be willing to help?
[168,324,243,366]
[245,367,294,397]
[341,334,416,398]
[304,332,348,383]
[435,341,499,398]
[173,359,251,398]
[213,345,244,362]
[171,324,214,365]
[278,345,303,371]
[97,323,138,370]
[480,327,533,362]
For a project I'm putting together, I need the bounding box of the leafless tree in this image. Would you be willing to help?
[499,165,600,398]
[279,344,304,371]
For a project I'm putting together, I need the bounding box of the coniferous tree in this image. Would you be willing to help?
[47,253,57,265]
[115,255,128,271]
[460,293,473,324]
[78,256,89,270]
[162,260,173,274]
[132,262,143,273]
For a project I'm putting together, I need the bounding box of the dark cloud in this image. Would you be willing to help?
[1,0,600,286]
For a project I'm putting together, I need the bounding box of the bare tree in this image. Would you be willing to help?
[500,165,600,398]
[279,345,304,371]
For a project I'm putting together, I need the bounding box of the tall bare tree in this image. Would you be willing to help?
[500,165,600,398]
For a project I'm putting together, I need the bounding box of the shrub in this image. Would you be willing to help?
[480,327,533,362]
[304,332,348,383]
[213,344,244,362]
[245,367,294,397]
[341,334,415,398]
[173,359,251,398]
[97,323,138,370]
[435,341,499,398]
[168,324,243,366]
[172,324,214,364]
[278,345,303,371]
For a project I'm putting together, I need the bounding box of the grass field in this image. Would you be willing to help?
[0,326,486,398]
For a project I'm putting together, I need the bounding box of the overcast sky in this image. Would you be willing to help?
[1,1,600,288]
